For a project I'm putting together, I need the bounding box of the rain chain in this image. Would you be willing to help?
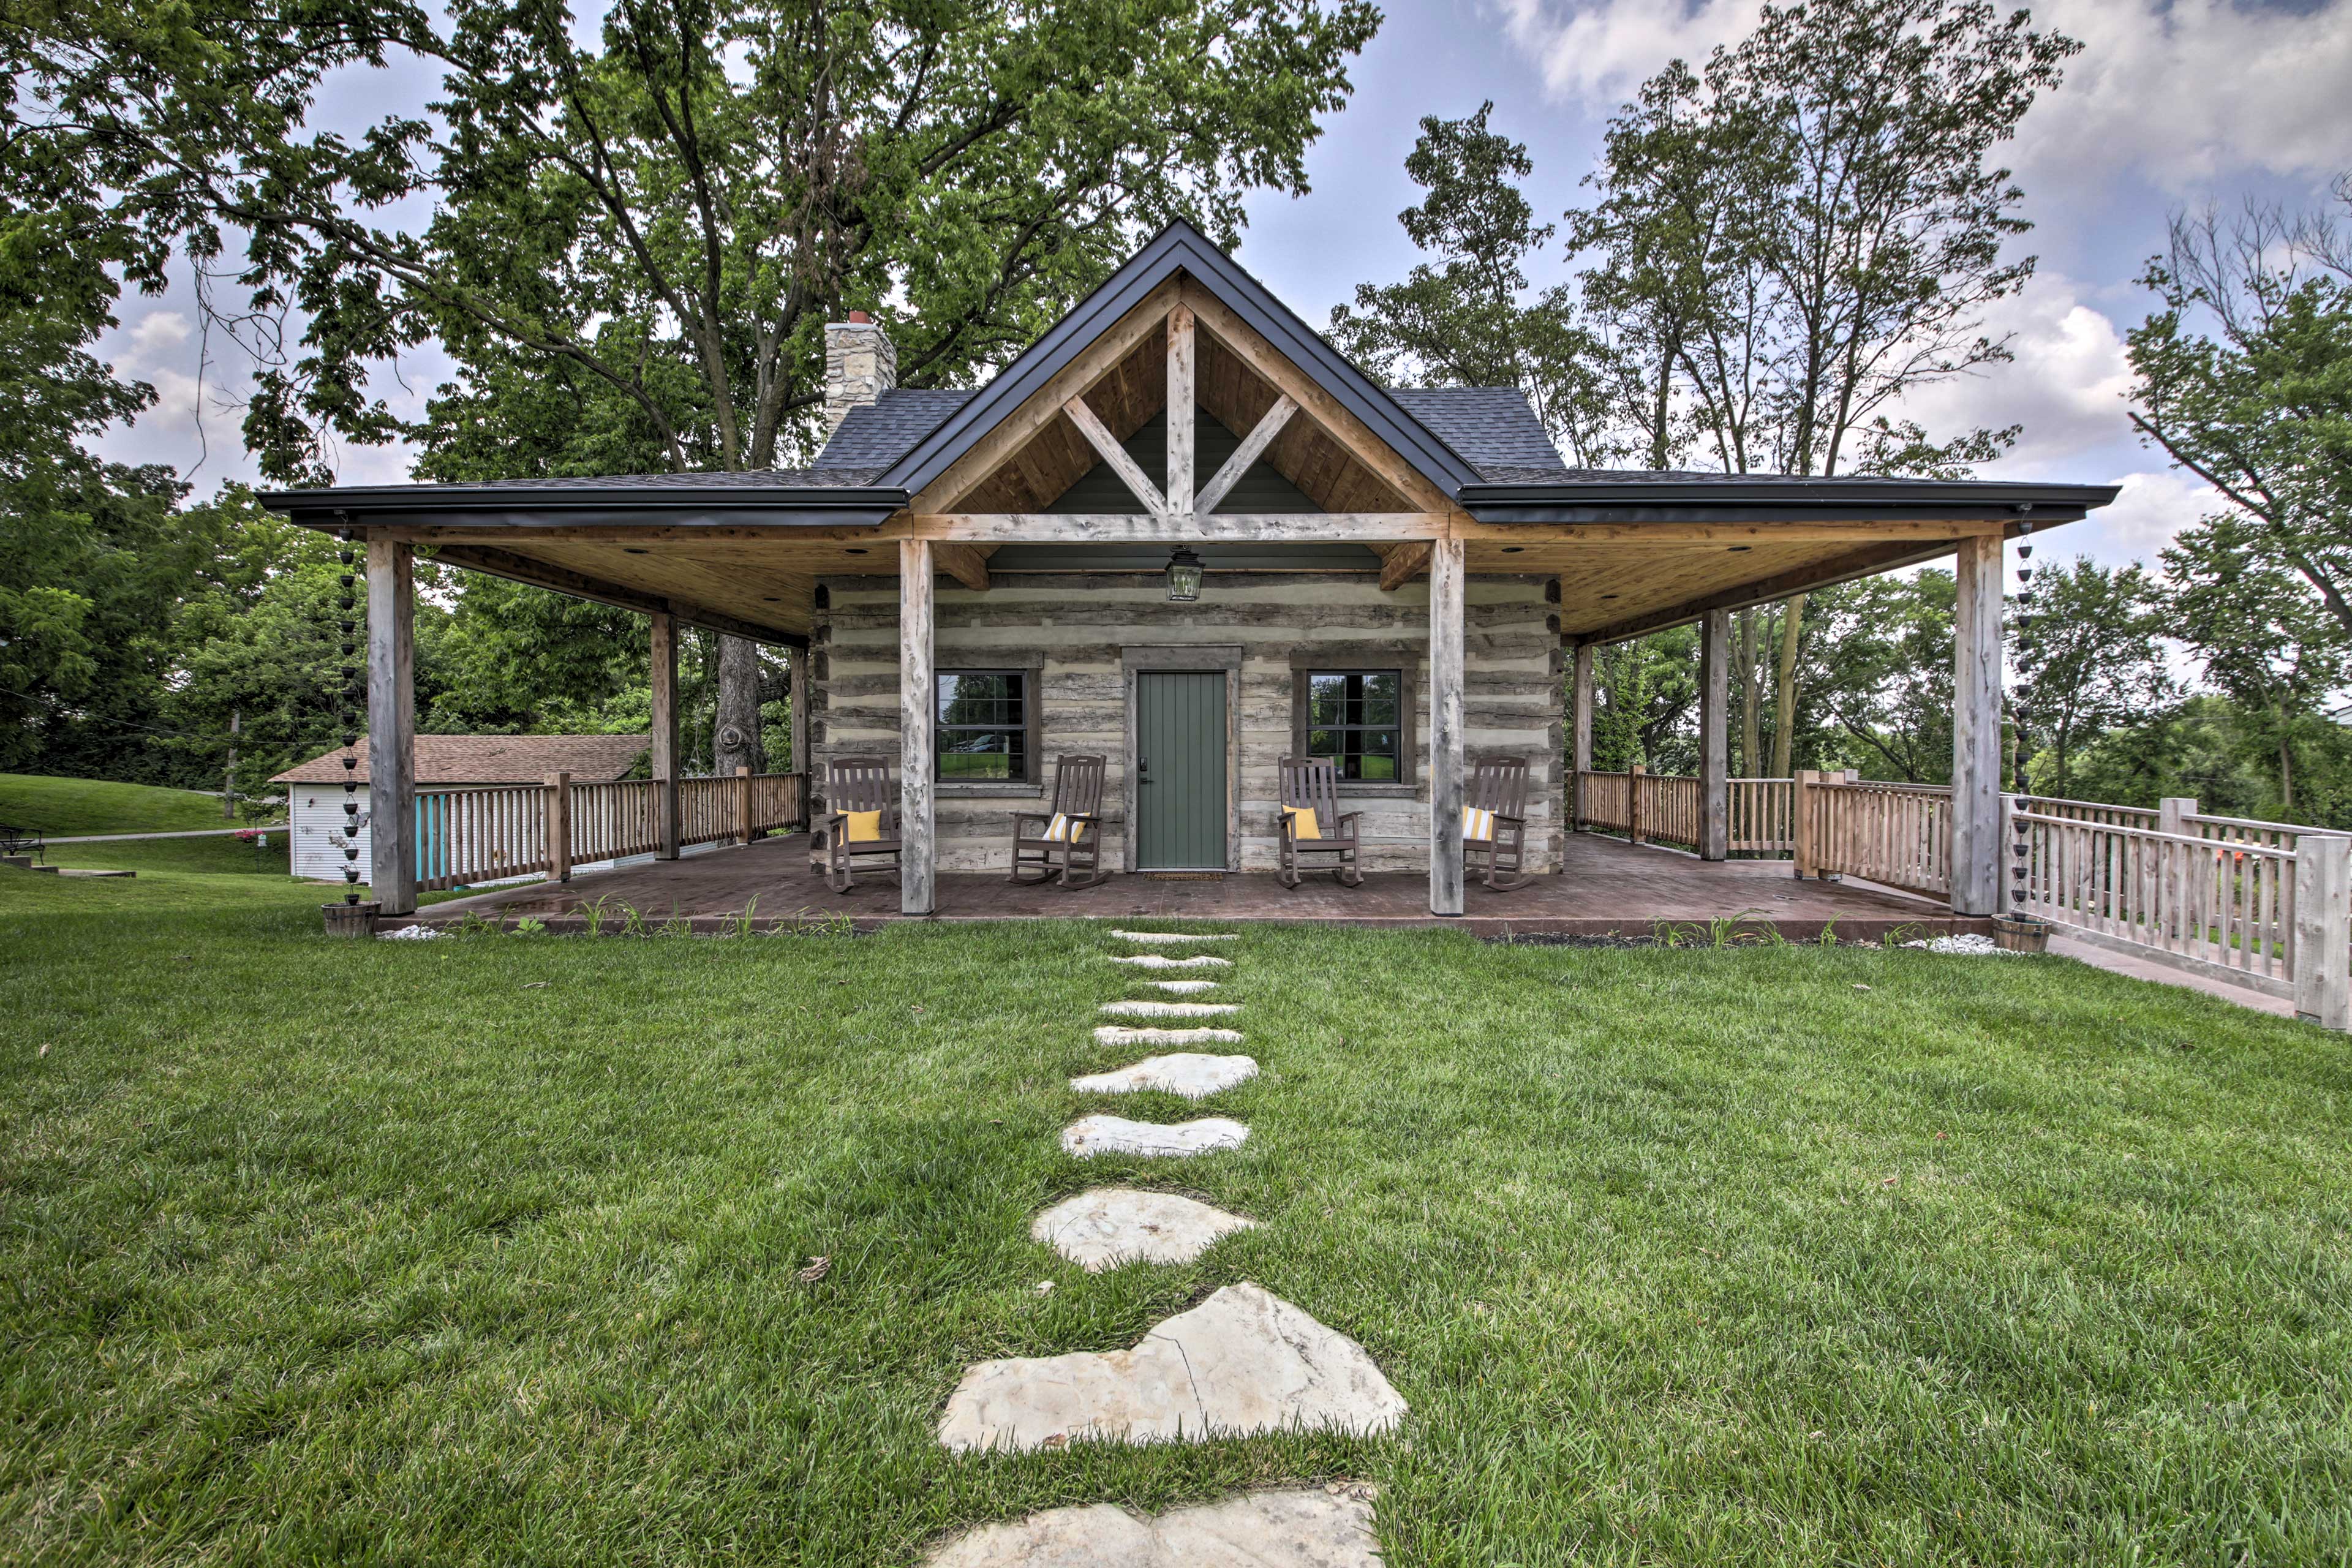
[337,529,364,905]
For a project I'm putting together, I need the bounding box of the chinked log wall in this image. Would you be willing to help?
[810,571,1564,875]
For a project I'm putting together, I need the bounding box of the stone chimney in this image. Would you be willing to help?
[824,311,898,439]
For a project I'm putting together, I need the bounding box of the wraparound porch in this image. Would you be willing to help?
[409,829,1987,940]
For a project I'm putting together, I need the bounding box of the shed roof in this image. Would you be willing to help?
[273,733,649,786]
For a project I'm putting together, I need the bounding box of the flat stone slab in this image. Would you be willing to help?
[1100,1000,1240,1019]
[924,1487,1381,1566]
[1095,1025,1242,1048]
[1147,979,1219,993]
[1031,1187,1257,1270]
[938,1282,1406,1453]
[1061,1114,1248,1159]
[1107,954,1231,970]
[1110,930,1240,944]
[1071,1053,1259,1099]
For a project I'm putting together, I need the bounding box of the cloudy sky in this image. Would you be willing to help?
[92,0,2352,570]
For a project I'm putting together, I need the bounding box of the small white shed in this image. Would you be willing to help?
[273,734,649,883]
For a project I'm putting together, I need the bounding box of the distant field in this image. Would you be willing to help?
[0,774,250,837]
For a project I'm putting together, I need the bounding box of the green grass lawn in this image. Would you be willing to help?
[0,773,254,837]
[3,871,2349,1564]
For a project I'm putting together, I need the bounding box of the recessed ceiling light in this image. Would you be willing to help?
[845,547,869,556]
[1727,545,1752,552]
[624,546,649,555]
[1502,546,1525,554]
[763,596,780,603]
[1600,593,1619,600]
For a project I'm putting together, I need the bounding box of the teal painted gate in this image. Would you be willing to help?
[1134,671,1229,869]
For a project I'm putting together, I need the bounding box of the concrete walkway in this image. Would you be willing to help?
[2049,933,2295,1019]
[45,826,285,843]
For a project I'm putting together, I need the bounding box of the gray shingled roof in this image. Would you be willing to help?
[812,383,1572,483]
[1387,388,1569,480]
[816,390,978,471]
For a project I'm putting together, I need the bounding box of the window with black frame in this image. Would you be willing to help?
[935,671,1028,782]
[1305,669,1402,781]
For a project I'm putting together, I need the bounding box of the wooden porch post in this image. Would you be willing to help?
[736,764,755,845]
[547,771,572,882]
[1793,769,1819,878]
[788,647,810,780]
[1700,609,1730,861]
[900,540,937,916]
[366,538,417,916]
[1629,762,1645,845]
[2293,833,2351,1030]
[1952,534,2003,915]
[1429,537,1465,916]
[1570,642,1594,833]
[650,611,680,860]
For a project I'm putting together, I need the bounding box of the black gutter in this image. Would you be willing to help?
[1458,477,2119,525]
[257,483,908,530]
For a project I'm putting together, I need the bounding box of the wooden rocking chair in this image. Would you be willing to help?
[818,755,901,892]
[1464,756,1532,892]
[1277,757,1362,888]
[1010,755,1109,889]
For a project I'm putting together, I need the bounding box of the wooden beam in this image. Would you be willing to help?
[1570,643,1594,832]
[913,279,1180,514]
[1166,306,1196,515]
[650,611,680,860]
[366,539,417,916]
[1572,539,1958,646]
[908,511,1449,544]
[429,542,808,647]
[900,539,937,916]
[1062,396,1167,514]
[1178,278,1453,515]
[1429,537,1466,917]
[1456,518,2009,546]
[1378,540,1434,592]
[933,541,992,592]
[1196,395,1295,516]
[1951,533,2002,916]
[1699,609,1730,861]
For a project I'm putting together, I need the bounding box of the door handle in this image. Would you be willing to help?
[1139,756,1152,784]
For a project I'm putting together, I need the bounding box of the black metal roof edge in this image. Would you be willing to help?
[260,484,908,526]
[1458,478,2121,511]
[880,219,1485,499]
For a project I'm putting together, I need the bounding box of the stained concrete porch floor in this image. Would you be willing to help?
[413,831,1988,940]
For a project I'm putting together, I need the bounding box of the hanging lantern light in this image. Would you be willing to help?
[1165,545,1204,603]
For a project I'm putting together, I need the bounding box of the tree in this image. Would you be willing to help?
[1588,626,1700,772]
[1325,103,1618,466]
[2161,514,2351,812]
[1564,0,2073,771]
[2128,185,2352,645]
[2008,557,2170,798]
[17,0,1379,769]
[1801,571,1957,783]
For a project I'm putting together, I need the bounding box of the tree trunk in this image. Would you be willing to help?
[1738,609,1761,777]
[2279,722,2296,812]
[1771,594,1805,777]
[714,636,764,778]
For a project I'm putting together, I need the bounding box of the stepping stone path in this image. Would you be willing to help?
[924,1486,1380,1567]
[1061,1114,1248,1158]
[1072,1052,1259,1099]
[1099,999,1239,1019]
[1110,929,1240,944]
[932,927,1404,1562]
[939,1283,1404,1452]
[1095,1025,1243,1047]
[1031,1188,1257,1270]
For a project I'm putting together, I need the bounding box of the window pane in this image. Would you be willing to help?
[937,672,1028,782]
[1359,752,1397,780]
[1360,673,1398,726]
[1307,728,1341,759]
[1308,674,1346,726]
[938,672,1022,725]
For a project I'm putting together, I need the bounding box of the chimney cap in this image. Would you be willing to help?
[847,310,871,325]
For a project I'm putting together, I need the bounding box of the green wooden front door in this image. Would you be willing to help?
[1134,671,1229,869]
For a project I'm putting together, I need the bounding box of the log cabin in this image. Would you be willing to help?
[259,221,2117,924]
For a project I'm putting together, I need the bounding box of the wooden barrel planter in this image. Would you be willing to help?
[321,900,382,938]
[1991,913,2051,954]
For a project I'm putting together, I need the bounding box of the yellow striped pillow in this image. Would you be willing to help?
[1462,806,1495,842]
[1044,812,1087,843]
[1283,804,1321,842]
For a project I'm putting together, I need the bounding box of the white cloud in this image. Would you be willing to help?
[1884,273,2136,473]
[1500,0,2352,189]
[2070,467,2219,567]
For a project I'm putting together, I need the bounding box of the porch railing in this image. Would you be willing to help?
[1572,769,1796,854]
[415,769,805,892]
[1804,777,1954,900]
